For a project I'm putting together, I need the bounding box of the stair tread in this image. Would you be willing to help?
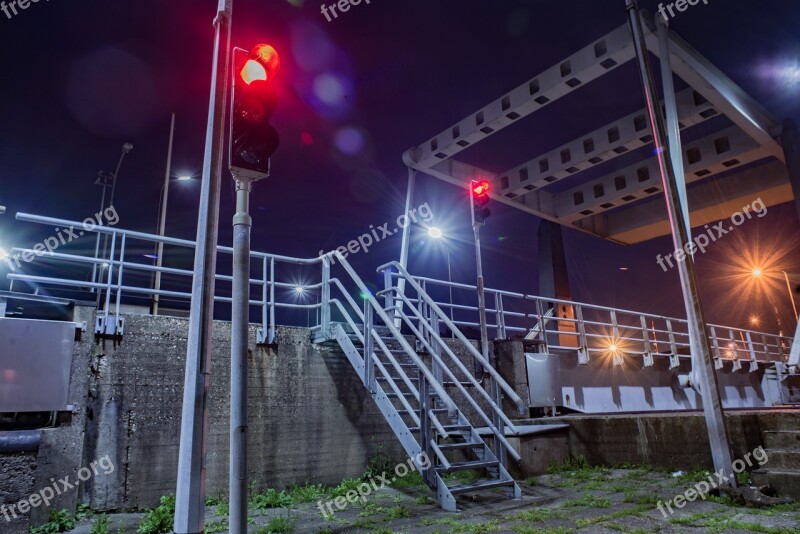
[447,479,516,495]
[438,459,498,472]
[437,442,485,450]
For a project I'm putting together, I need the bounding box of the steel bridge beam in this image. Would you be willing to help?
[555,126,768,224]
[580,159,791,243]
[495,87,717,199]
[403,23,636,171]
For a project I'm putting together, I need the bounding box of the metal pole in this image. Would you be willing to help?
[174,1,232,532]
[446,244,454,326]
[396,167,416,326]
[154,113,176,315]
[99,144,133,286]
[627,0,735,483]
[230,179,252,534]
[91,176,108,290]
[783,271,798,322]
[657,18,691,239]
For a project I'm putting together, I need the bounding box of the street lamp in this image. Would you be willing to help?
[152,173,196,314]
[427,226,454,327]
[92,143,133,290]
[751,267,798,331]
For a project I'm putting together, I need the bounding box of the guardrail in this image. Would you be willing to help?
[4,212,791,370]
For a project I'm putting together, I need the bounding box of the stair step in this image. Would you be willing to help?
[448,478,516,495]
[437,442,485,451]
[442,424,471,432]
[385,392,418,398]
[377,376,419,382]
[437,460,498,472]
[763,430,800,450]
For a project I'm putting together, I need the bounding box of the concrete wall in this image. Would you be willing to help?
[0,451,36,534]
[82,312,405,510]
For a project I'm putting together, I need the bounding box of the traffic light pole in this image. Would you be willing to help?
[230,177,253,534]
[174,1,232,532]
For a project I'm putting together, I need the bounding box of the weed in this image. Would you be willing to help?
[29,509,76,534]
[257,515,295,533]
[90,514,109,534]
[329,478,364,499]
[137,494,176,534]
[562,493,612,508]
[205,520,227,533]
[288,483,326,503]
[385,505,411,519]
[214,501,229,517]
[250,489,293,510]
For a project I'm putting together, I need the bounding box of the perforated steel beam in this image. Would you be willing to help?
[496,87,717,199]
[644,16,784,163]
[556,126,768,223]
[420,158,557,221]
[403,23,636,170]
[578,159,791,243]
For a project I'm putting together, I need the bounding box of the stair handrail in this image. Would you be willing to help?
[323,252,458,416]
[388,290,523,461]
[378,261,526,414]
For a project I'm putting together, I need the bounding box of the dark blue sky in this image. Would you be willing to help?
[0,0,799,330]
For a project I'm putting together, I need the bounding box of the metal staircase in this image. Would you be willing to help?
[316,253,526,511]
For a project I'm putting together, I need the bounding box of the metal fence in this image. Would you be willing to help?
[4,212,793,370]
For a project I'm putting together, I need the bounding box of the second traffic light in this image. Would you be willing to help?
[470,180,491,225]
[230,44,281,181]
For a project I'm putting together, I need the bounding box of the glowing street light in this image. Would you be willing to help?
[0,248,8,262]
[177,175,193,182]
[752,267,763,278]
[428,227,443,239]
[425,226,454,327]
[294,286,305,295]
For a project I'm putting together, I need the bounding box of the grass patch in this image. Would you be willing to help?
[256,515,295,534]
[89,514,109,534]
[250,488,293,510]
[562,493,612,508]
[505,507,567,522]
[29,509,76,534]
[622,490,661,505]
[137,495,175,534]
[204,520,227,533]
[389,470,425,488]
[430,517,501,533]
[288,483,326,503]
[513,527,573,534]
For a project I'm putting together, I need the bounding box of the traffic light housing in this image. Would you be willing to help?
[230,44,281,181]
[470,180,491,225]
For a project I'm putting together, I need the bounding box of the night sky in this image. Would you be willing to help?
[1,0,799,331]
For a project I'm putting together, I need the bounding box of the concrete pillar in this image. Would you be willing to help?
[537,220,575,347]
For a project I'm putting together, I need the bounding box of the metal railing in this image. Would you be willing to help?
[402,274,793,369]
[5,212,792,370]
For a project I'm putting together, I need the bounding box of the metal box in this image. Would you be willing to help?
[0,317,75,412]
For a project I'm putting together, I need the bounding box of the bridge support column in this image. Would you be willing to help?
[537,220,573,348]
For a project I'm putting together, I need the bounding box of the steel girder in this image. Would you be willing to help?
[403,12,789,244]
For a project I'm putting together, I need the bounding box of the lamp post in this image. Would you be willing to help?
[751,267,797,333]
[427,226,454,326]
[151,174,194,314]
[93,143,133,299]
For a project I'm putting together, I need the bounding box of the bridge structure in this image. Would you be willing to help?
[2,7,800,514]
[395,5,800,498]
[1,209,799,510]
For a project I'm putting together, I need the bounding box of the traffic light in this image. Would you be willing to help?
[470,180,491,225]
[230,44,281,181]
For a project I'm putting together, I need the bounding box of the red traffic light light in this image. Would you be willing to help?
[230,44,281,181]
[239,44,280,85]
[470,180,491,224]
[472,180,490,196]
